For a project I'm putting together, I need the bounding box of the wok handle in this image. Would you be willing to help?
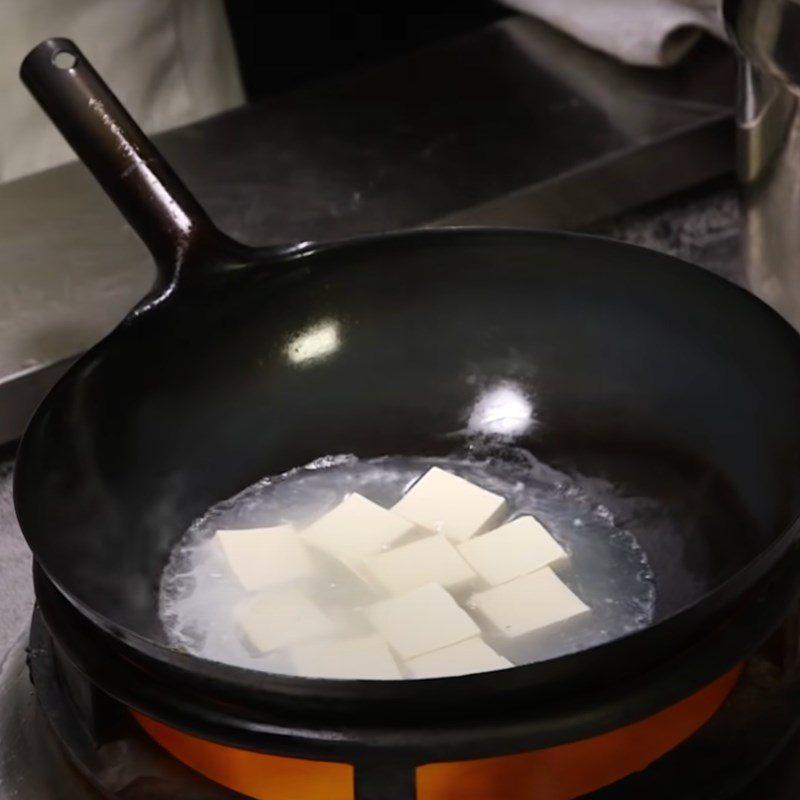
[20,38,239,285]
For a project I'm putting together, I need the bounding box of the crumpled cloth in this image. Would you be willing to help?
[498,0,726,66]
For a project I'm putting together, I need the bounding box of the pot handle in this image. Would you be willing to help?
[20,38,243,286]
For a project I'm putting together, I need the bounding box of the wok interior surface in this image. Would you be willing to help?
[15,230,800,690]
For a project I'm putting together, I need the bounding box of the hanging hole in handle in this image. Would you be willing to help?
[51,50,77,70]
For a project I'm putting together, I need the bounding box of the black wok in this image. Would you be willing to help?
[14,38,800,770]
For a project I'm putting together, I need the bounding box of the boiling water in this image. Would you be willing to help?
[159,452,656,677]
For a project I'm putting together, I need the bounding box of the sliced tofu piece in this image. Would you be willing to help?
[470,568,589,638]
[302,493,417,562]
[214,525,313,592]
[406,637,512,678]
[362,535,476,595]
[237,588,336,653]
[458,516,567,586]
[364,583,480,659]
[392,467,507,543]
[290,635,402,680]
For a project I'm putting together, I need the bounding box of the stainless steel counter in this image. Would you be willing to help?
[0,15,735,446]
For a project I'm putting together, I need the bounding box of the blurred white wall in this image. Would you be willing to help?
[0,0,244,183]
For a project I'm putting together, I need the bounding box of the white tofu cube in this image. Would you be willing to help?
[406,638,512,678]
[364,583,480,659]
[361,535,476,595]
[237,588,336,653]
[458,516,567,586]
[392,467,507,543]
[290,635,402,680]
[470,568,589,638]
[214,525,313,592]
[302,493,417,561]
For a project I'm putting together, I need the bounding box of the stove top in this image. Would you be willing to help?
[0,625,235,799]
[0,461,31,659]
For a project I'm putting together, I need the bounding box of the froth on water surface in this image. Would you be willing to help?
[159,448,657,677]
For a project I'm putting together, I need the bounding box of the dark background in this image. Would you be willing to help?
[224,2,509,100]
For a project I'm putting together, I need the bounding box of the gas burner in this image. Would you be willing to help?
[0,608,799,800]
